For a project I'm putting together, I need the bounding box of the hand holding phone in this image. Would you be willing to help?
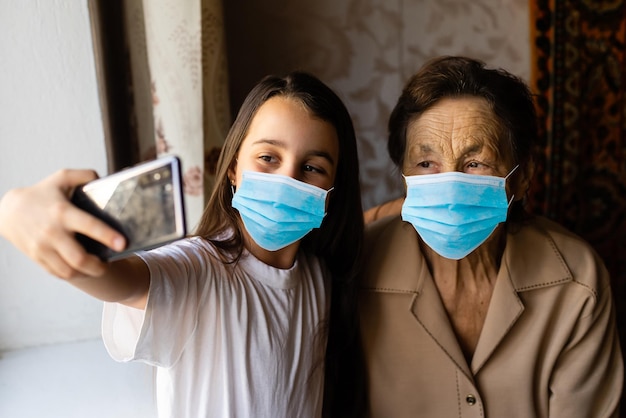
[70,156,187,261]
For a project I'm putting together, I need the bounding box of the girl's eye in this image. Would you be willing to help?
[259,155,275,163]
[303,164,323,174]
[418,161,431,168]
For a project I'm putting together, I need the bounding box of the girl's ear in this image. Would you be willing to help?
[512,159,535,202]
[227,159,238,186]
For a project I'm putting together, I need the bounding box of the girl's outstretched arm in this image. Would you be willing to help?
[0,169,149,309]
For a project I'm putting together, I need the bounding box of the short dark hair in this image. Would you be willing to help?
[388,56,538,221]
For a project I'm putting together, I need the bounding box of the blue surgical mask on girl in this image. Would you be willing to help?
[401,166,518,260]
[232,171,332,251]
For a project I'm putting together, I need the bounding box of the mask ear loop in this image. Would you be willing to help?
[505,165,520,206]
[505,164,520,179]
[229,159,238,196]
[323,186,335,214]
[507,195,515,206]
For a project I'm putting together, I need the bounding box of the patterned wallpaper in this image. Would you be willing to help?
[223,0,531,210]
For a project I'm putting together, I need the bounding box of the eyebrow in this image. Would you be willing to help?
[461,143,483,156]
[252,138,336,165]
[411,141,483,154]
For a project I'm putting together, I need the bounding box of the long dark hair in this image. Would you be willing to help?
[193,71,366,416]
[195,71,363,273]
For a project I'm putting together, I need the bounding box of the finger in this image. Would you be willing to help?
[30,238,82,280]
[42,251,104,281]
[24,222,92,279]
[47,168,100,192]
[52,232,108,278]
[61,203,127,253]
[35,248,79,280]
[24,220,103,279]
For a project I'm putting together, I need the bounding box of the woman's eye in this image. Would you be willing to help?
[259,155,274,163]
[405,160,437,175]
[465,161,493,173]
[467,161,491,169]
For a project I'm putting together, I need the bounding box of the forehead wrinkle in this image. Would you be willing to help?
[449,109,497,141]
[463,117,507,162]
[407,123,446,153]
[445,100,502,157]
[407,99,505,162]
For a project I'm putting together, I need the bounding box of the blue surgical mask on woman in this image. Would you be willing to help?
[232,171,332,251]
[401,166,518,260]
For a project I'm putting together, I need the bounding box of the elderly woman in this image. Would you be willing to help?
[359,56,623,417]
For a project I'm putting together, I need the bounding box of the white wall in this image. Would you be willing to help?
[0,1,108,351]
[0,0,531,353]
[223,0,531,210]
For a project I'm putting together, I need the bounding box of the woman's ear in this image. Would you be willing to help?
[512,159,535,202]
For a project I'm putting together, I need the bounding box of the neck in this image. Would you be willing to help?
[420,224,507,363]
[242,231,300,269]
[420,224,507,281]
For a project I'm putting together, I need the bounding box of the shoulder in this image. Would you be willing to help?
[361,216,424,292]
[540,217,609,288]
[298,250,327,275]
[363,198,404,224]
[137,236,225,279]
[509,216,611,298]
[364,215,414,252]
[532,217,606,277]
[140,236,216,260]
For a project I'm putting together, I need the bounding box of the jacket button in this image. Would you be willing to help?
[466,394,477,405]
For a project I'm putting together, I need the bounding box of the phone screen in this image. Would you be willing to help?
[70,156,186,261]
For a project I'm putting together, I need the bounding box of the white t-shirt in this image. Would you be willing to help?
[102,237,329,418]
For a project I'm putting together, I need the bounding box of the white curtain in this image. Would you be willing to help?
[124,0,230,231]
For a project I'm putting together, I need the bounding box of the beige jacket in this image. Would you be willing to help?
[359,215,623,418]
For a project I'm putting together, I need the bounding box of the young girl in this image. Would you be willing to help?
[0,72,364,417]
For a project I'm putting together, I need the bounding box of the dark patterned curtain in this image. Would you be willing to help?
[530,1,626,411]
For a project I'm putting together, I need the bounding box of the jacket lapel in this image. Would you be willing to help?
[363,216,574,379]
[471,220,573,373]
[364,217,471,378]
[410,265,473,378]
[471,267,523,373]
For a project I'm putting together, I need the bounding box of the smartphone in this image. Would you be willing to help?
[70,155,187,261]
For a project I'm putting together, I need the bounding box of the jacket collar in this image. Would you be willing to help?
[361,215,574,375]
[361,216,573,294]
